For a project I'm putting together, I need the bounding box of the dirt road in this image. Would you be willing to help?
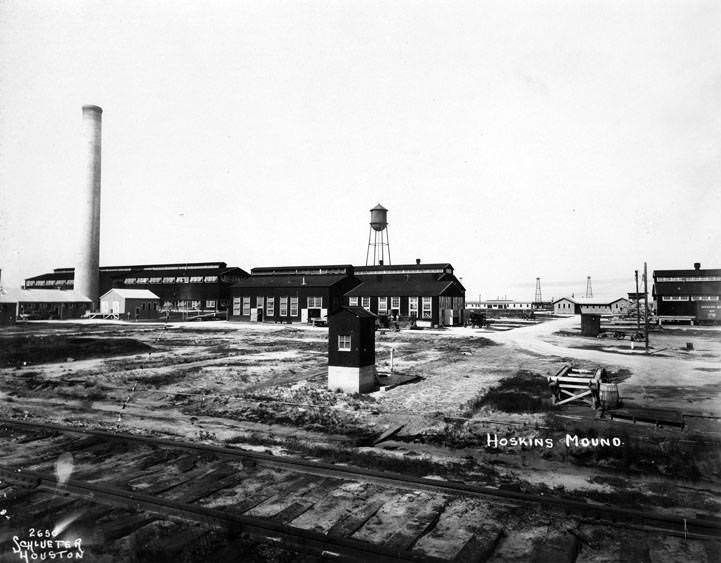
[480,316,721,414]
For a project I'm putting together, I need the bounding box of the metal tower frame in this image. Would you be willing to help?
[533,277,542,305]
[586,276,593,298]
[366,226,391,266]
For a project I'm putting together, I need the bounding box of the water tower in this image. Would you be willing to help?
[366,204,391,266]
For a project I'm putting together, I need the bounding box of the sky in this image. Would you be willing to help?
[1,0,719,301]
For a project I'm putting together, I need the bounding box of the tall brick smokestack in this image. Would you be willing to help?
[75,105,102,309]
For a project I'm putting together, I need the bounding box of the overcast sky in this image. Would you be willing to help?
[1,1,719,300]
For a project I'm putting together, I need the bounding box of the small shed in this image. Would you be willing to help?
[100,288,160,319]
[581,313,601,337]
[327,306,376,393]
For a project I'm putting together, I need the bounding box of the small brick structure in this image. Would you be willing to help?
[327,306,376,394]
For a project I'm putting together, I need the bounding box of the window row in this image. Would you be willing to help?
[662,295,721,302]
[124,276,218,284]
[348,296,433,318]
[234,296,318,316]
[26,280,72,287]
[160,300,218,309]
[657,276,721,282]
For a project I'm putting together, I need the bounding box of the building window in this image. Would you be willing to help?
[409,297,419,316]
[148,277,162,283]
[242,297,250,315]
[204,276,218,283]
[307,296,322,308]
[662,296,689,301]
[206,300,216,309]
[176,277,189,283]
[378,297,388,314]
[658,276,721,282]
[256,296,264,309]
[338,335,351,351]
[280,297,288,316]
[162,277,175,283]
[190,300,200,309]
[691,295,719,301]
[290,297,299,316]
[125,278,137,285]
[349,297,359,306]
[190,276,203,282]
[422,297,432,319]
[232,297,241,315]
[361,297,371,310]
[266,297,274,316]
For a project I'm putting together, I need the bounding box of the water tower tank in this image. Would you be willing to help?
[370,204,388,231]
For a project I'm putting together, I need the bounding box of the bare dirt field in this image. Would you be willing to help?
[1,316,720,557]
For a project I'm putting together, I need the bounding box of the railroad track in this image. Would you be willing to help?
[1,417,719,562]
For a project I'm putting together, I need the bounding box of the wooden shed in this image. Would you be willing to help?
[581,313,601,336]
[100,288,160,319]
[327,306,376,394]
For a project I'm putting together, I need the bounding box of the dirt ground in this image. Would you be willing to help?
[1,316,720,553]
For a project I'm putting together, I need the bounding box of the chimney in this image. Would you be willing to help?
[379,259,383,266]
[75,105,102,309]
[416,258,421,265]
[694,262,701,271]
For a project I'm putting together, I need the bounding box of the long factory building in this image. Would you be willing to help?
[229,261,465,327]
[22,261,467,326]
[23,262,248,318]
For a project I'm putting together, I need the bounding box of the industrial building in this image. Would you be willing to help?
[466,299,535,312]
[229,265,360,323]
[227,262,466,327]
[99,288,161,319]
[346,262,466,327]
[0,288,92,321]
[653,263,721,324]
[25,262,248,316]
[553,297,628,316]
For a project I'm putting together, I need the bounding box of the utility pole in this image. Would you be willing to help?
[643,262,649,352]
[635,269,640,333]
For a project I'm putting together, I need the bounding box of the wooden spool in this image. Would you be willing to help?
[599,382,620,409]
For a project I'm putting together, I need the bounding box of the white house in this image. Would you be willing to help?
[100,288,160,318]
[553,297,629,316]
